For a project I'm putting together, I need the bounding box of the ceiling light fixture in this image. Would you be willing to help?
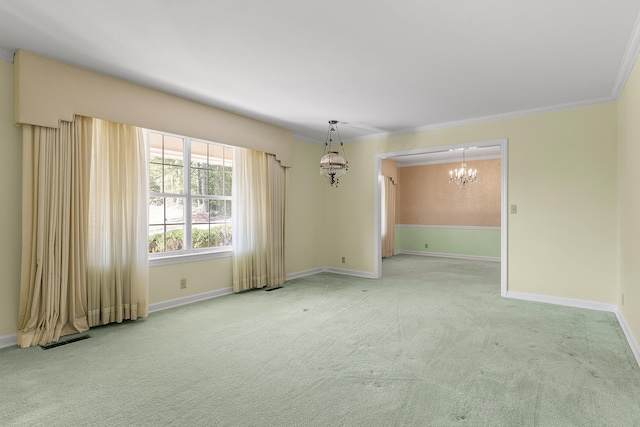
[320,120,349,187]
[449,148,478,189]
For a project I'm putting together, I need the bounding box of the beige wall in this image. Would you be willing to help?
[324,104,618,304]
[618,54,640,347]
[286,139,327,273]
[0,61,23,336]
[149,258,233,303]
[397,159,501,226]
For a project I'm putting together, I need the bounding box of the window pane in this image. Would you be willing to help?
[149,132,164,163]
[165,225,184,252]
[190,167,209,196]
[149,197,165,225]
[149,225,165,253]
[223,171,232,197]
[192,225,210,249]
[165,197,184,224]
[208,144,225,167]
[209,199,225,222]
[191,141,208,167]
[191,198,209,224]
[163,135,184,165]
[164,165,184,194]
[207,169,224,195]
[211,223,228,247]
[149,163,163,193]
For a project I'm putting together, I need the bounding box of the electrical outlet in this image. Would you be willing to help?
[180,279,187,289]
[341,257,346,264]
[510,205,518,214]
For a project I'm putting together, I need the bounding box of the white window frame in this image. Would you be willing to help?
[147,129,233,267]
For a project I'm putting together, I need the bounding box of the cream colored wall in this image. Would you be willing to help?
[328,104,618,303]
[0,61,23,336]
[323,142,378,270]
[618,55,640,346]
[286,139,327,273]
[149,258,232,303]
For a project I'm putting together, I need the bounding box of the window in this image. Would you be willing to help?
[148,131,233,257]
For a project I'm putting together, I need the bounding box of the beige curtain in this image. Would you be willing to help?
[87,119,149,326]
[18,116,148,348]
[381,176,396,258]
[267,154,287,285]
[232,148,287,292]
[18,118,92,347]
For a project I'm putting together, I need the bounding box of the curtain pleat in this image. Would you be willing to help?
[232,148,287,292]
[382,177,396,258]
[18,116,148,348]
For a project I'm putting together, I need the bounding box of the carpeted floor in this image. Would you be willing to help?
[1,255,639,426]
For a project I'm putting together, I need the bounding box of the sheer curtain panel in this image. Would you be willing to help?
[87,119,149,326]
[232,148,287,292]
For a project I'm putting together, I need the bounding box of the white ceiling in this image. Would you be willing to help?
[1,0,640,144]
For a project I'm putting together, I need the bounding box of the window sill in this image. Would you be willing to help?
[149,249,233,267]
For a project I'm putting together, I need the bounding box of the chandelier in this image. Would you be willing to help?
[449,149,478,188]
[320,120,349,187]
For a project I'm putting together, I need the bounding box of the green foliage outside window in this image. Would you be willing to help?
[148,225,232,253]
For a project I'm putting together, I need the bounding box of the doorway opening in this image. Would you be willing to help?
[373,138,508,296]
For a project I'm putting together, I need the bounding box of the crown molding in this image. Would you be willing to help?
[0,48,15,63]
[345,96,615,144]
[611,8,640,100]
[294,95,615,146]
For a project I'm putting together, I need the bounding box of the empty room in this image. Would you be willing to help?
[1,1,640,425]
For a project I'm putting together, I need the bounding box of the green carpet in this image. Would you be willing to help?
[1,255,639,426]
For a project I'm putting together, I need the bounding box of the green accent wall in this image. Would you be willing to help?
[395,226,500,258]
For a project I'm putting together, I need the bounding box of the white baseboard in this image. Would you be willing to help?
[323,267,378,279]
[0,333,17,349]
[397,250,500,262]
[506,290,639,368]
[287,267,377,280]
[505,291,618,312]
[286,268,325,280]
[149,287,233,313]
[614,307,640,369]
